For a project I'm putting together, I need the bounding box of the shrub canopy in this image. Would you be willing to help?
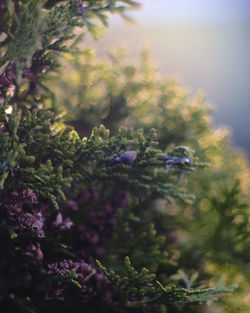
[0,1,249,313]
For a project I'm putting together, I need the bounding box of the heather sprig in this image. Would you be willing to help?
[46,259,96,301]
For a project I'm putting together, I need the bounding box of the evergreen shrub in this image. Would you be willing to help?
[0,1,249,313]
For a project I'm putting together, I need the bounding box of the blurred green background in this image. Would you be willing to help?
[84,0,250,157]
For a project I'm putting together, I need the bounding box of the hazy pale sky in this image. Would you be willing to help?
[134,0,250,23]
[89,0,250,155]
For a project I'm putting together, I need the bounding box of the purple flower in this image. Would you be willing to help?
[46,259,120,304]
[0,123,6,133]
[22,65,49,83]
[53,212,73,231]
[74,1,85,15]
[45,283,66,301]
[48,259,73,276]
[0,1,20,16]
[18,213,34,228]
[76,187,98,203]
[46,259,96,301]
[0,189,46,237]
[0,68,16,92]
[18,210,45,238]
[77,191,129,262]
[25,244,44,265]
[22,189,38,204]
[63,199,78,211]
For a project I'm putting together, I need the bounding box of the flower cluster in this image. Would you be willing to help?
[25,243,44,265]
[22,64,49,83]
[0,62,50,100]
[53,212,73,231]
[0,189,46,238]
[46,258,120,305]
[0,65,16,99]
[73,0,85,15]
[77,191,129,262]
[0,0,20,17]
[46,259,96,301]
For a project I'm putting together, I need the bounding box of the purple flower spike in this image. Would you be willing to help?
[46,259,96,301]
[74,1,85,15]
[53,212,73,231]
[77,191,129,262]
[114,151,137,166]
[0,123,6,133]
[18,210,45,238]
[22,189,38,204]
[25,244,44,265]
[45,284,66,301]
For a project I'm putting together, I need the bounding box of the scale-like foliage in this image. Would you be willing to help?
[1,1,248,313]
[97,257,234,310]
[50,47,250,312]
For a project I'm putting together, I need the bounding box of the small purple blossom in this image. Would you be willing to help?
[47,259,94,279]
[18,212,34,228]
[18,210,45,238]
[22,189,38,203]
[45,283,66,301]
[0,67,16,94]
[63,199,78,211]
[0,0,20,16]
[46,259,96,301]
[74,1,85,15]
[22,65,49,83]
[0,189,45,237]
[53,212,73,231]
[77,191,129,262]
[76,187,98,204]
[46,259,116,303]
[25,244,44,265]
[0,123,6,133]
[1,189,38,217]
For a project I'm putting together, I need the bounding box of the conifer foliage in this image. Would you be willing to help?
[0,1,248,313]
